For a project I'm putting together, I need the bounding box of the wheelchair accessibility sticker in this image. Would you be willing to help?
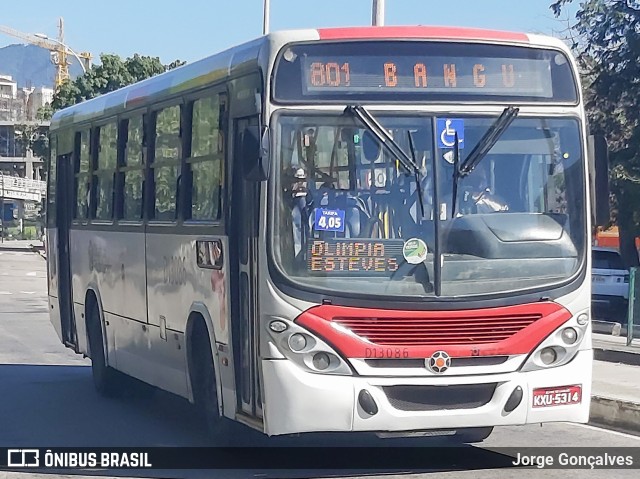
[436,118,464,149]
[315,208,345,232]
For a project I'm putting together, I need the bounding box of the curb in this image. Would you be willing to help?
[593,321,640,340]
[594,348,640,367]
[590,395,640,436]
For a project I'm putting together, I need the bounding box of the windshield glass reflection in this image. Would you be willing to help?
[271,114,585,299]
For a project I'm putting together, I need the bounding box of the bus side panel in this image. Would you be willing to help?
[70,229,148,322]
[145,232,230,343]
[144,232,231,396]
[68,228,148,359]
[105,311,188,397]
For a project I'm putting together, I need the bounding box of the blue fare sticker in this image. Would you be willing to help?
[314,208,345,232]
[436,118,465,149]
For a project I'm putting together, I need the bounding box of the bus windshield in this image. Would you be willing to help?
[271,113,585,298]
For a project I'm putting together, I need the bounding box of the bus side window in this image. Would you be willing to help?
[152,104,181,221]
[74,129,91,221]
[186,93,226,221]
[94,121,118,220]
[121,115,145,220]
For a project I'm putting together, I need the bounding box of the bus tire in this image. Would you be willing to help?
[87,299,122,397]
[454,427,494,443]
[190,320,226,440]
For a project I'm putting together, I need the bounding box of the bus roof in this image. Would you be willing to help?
[50,26,563,130]
[317,26,530,43]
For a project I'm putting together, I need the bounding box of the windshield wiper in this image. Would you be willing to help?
[406,130,426,221]
[450,131,461,218]
[450,106,518,218]
[457,106,519,177]
[345,105,426,218]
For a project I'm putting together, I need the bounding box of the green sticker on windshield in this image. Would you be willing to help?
[403,238,428,264]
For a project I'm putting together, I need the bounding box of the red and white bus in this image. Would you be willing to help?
[46,26,607,441]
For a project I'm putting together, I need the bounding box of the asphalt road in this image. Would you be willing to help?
[1,250,639,479]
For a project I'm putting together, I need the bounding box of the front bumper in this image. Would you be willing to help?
[262,349,592,436]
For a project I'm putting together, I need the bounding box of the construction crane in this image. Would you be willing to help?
[0,18,92,88]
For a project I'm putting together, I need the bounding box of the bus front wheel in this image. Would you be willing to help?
[190,320,225,439]
[87,300,122,397]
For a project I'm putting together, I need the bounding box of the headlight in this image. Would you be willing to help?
[561,327,578,345]
[312,352,331,370]
[288,333,308,352]
[540,347,557,365]
[265,317,352,375]
[269,320,288,333]
[521,312,588,372]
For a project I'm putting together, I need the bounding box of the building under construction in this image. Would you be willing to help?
[0,17,89,181]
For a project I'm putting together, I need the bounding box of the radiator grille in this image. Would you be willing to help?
[333,314,541,345]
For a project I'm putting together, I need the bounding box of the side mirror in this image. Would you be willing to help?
[241,125,270,182]
[588,135,610,227]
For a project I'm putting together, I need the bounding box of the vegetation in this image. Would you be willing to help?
[552,0,640,265]
[51,53,185,111]
[34,54,185,174]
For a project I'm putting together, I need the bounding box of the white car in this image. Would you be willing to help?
[592,246,629,319]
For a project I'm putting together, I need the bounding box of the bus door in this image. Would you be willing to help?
[230,116,262,419]
[55,153,77,349]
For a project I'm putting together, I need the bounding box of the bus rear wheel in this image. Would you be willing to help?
[87,300,122,397]
[190,321,225,440]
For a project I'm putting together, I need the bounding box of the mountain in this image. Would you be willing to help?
[0,43,83,88]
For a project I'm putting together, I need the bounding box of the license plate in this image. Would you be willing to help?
[532,385,582,407]
[592,275,606,283]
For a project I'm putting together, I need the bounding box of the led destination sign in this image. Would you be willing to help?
[274,42,578,103]
[307,239,403,274]
[303,56,553,97]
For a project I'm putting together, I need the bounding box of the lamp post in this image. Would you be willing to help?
[372,0,385,26]
[34,33,87,74]
[263,0,270,35]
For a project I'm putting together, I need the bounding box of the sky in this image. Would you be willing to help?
[0,0,577,66]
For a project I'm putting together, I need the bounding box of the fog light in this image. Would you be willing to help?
[504,386,523,413]
[288,333,307,352]
[269,320,288,333]
[561,327,578,344]
[358,389,378,416]
[312,352,331,370]
[540,347,557,365]
[577,313,589,326]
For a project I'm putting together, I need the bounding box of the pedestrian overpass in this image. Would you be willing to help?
[0,174,46,202]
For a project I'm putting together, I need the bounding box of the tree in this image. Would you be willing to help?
[50,53,185,112]
[552,0,640,265]
[13,122,49,173]
[37,54,184,175]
